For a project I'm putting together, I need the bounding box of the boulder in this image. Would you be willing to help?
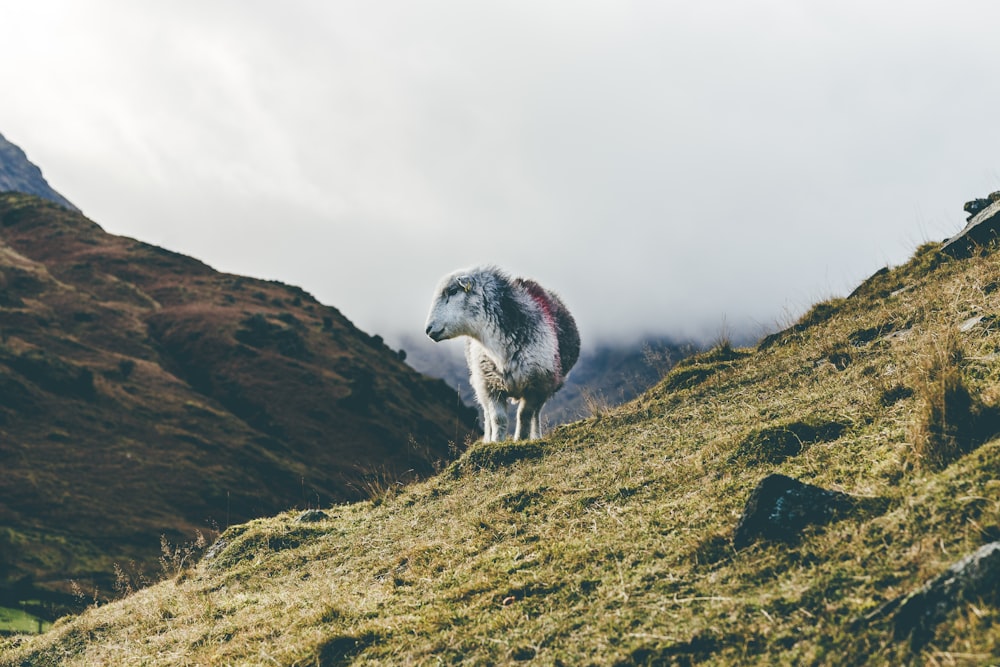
[733,474,856,549]
[296,509,330,523]
[943,195,1000,258]
[963,191,1000,220]
[890,541,1000,646]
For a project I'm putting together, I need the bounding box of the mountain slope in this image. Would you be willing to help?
[4,225,1000,664]
[0,193,478,612]
[0,134,77,211]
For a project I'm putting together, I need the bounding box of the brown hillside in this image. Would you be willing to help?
[0,193,478,612]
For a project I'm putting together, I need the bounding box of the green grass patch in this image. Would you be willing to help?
[456,439,549,471]
[0,607,51,635]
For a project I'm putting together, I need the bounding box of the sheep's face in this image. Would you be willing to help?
[425,273,481,342]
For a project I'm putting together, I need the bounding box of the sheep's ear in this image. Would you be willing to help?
[457,275,475,293]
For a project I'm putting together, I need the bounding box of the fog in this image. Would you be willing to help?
[3,1,999,348]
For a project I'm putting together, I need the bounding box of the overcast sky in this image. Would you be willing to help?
[3,1,999,349]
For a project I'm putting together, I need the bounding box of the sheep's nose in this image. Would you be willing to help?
[426,324,444,341]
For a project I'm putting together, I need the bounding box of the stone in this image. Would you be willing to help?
[958,314,994,333]
[888,541,1000,646]
[296,509,330,523]
[732,474,856,549]
[942,196,1000,258]
[963,191,1000,220]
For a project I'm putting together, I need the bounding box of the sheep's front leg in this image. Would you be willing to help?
[489,397,509,441]
[473,388,508,442]
[467,341,508,441]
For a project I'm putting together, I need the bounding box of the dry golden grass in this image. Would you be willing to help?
[3,241,1000,665]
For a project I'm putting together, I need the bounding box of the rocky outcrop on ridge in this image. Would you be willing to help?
[0,132,78,211]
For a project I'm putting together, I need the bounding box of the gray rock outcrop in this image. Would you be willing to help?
[942,193,1000,258]
[861,541,1000,647]
[733,474,857,549]
[890,541,1000,645]
[0,131,78,211]
[963,191,1000,220]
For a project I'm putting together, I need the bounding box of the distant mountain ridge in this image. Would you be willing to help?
[0,192,478,616]
[0,133,77,211]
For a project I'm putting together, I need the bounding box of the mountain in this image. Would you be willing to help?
[5,201,999,664]
[402,334,698,427]
[0,193,479,617]
[0,134,78,211]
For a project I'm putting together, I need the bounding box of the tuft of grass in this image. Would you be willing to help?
[581,386,613,418]
[155,532,208,586]
[660,341,751,391]
[910,332,1000,470]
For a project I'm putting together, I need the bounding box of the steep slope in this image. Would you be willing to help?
[0,134,77,211]
[4,221,1000,664]
[0,193,478,613]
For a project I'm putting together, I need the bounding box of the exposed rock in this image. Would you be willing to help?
[958,314,994,333]
[885,541,1000,646]
[963,191,1000,220]
[0,132,78,211]
[203,538,228,561]
[943,195,1000,258]
[296,509,330,523]
[733,474,857,549]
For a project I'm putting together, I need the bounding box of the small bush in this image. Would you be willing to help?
[8,350,95,399]
[160,532,208,579]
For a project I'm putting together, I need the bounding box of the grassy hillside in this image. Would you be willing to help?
[0,193,478,616]
[3,236,1000,665]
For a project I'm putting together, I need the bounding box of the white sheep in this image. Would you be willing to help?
[425,266,580,441]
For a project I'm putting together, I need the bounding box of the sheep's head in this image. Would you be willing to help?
[424,271,480,342]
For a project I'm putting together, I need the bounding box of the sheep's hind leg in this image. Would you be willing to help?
[514,398,544,440]
[530,407,543,440]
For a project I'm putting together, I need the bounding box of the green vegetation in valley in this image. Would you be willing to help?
[0,607,50,636]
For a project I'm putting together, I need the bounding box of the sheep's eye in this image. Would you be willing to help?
[445,284,461,297]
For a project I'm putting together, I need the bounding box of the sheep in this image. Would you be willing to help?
[425,266,580,441]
